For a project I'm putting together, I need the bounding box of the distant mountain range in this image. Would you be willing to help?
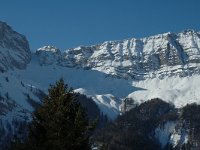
[1,21,200,149]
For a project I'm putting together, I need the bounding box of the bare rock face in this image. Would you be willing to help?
[0,21,31,72]
[54,30,200,80]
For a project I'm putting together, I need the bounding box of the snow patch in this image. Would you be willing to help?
[155,121,176,148]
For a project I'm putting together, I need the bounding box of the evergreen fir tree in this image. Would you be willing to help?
[9,78,94,150]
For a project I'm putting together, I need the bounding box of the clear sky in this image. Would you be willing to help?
[0,0,199,51]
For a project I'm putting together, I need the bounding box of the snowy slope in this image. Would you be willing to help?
[5,52,200,118]
[128,75,200,107]
[13,53,135,118]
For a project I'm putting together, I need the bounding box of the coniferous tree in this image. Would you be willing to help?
[9,78,94,150]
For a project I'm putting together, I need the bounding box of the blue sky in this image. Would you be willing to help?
[0,0,199,51]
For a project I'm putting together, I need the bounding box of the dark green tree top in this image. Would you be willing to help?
[10,78,94,150]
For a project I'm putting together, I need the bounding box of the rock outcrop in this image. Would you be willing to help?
[0,21,31,72]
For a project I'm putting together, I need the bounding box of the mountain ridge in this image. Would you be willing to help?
[36,29,200,80]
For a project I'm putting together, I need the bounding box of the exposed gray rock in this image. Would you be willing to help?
[0,21,31,72]
[37,30,199,80]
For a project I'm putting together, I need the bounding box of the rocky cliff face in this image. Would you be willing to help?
[0,21,32,148]
[36,30,200,80]
[66,30,200,79]
[0,21,31,72]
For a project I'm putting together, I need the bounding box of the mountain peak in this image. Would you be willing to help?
[181,29,197,34]
[37,45,60,53]
[0,21,10,28]
[36,45,62,65]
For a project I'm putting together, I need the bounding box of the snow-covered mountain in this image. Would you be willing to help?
[1,21,200,148]
[0,21,31,148]
[1,21,200,118]
[42,30,200,80]
[34,29,200,110]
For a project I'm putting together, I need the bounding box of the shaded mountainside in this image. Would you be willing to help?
[94,99,200,150]
[0,21,31,72]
